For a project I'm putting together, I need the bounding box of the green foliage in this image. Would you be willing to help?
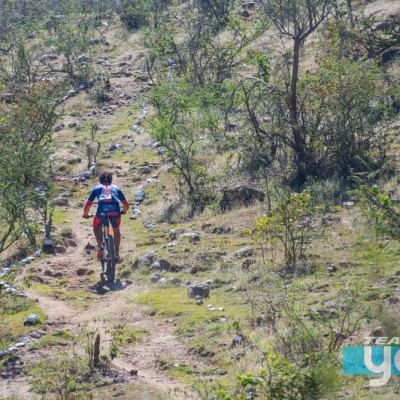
[242,5,396,186]
[0,82,61,252]
[45,18,95,86]
[117,0,168,31]
[108,323,147,360]
[149,80,224,214]
[193,0,237,29]
[356,184,400,243]
[29,350,96,398]
[250,192,313,272]
[246,49,270,83]
[205,351,336,400]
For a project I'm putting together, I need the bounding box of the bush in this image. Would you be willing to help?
[117,0,167,30]
[249,192,314,273]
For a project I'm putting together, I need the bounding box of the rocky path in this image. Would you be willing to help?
[0,153,207,399]
[0,30,212,399]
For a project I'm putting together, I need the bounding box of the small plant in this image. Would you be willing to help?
[356,183,400,246]
[90,76,111,104]
[250,191,314,273]
[86,122,101,172]
[60,227,74,238]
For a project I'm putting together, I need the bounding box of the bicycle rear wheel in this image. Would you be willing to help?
[106,234,116,282]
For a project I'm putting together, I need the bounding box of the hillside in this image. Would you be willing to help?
[1,1,400,399]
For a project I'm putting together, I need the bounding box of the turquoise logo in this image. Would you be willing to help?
[343,346,400,386]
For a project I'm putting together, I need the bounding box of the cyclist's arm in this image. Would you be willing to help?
[83,189,97,217]
[118,188,129,213]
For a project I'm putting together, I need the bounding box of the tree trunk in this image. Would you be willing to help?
[290,39,307,184]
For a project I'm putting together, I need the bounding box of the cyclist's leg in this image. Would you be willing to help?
[93,217,104,259]
[93,217,102,243]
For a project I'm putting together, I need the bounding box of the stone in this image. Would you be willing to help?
[66,156,82,164]
[85,243,96,250]
[342,201,354,207]
[188,283,210,298]
[371,327,384,337]
[211,226,232,234]
[139,166,152,175]
[310,308,339,320]
[135,189,145,202]
[181,232,201,243]
[156,146,166,155]
[133,251,158,268]
[231,334,244,348]
[151,273,161,283]
[196,299,203,305]
[24,313,40,326]
[54,245,66,254]
[109,144,122,151]
[183,280,191,286]
[220,185,265,211]
[76,268,94,276]
[53,196,69,206]
[168,277,181,284]
[159,259,171,270]
[327,264,337,273]
[235,246,254,258]
[34,250,42,257]
[30,332,42,339]
[151,261,161,270]
[40,53,58,62]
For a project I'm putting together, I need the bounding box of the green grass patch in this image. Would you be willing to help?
[30,283,97,308]
[52,206,69,225]
[29,330,75,350]
[0,298,46,352]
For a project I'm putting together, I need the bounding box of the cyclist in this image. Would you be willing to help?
[83,170,129,261]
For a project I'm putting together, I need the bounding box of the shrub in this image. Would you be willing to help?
[249,192,314,273]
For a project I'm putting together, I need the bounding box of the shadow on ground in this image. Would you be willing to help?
[95,279,133,294]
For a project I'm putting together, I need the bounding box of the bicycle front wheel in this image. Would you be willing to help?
[106,234,116,282]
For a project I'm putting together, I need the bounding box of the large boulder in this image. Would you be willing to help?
[220,185,265,211]
[188,282,210,298]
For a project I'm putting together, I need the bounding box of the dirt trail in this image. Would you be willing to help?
[1,37,208,398]
[3,159,205,399]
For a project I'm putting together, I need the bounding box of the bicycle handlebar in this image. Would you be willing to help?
[83,211,126,219]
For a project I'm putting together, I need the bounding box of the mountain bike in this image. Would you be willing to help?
[84,212,125,283]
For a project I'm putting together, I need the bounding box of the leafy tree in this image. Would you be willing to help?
[149,80,221,214]
[117,0,168,31]
[145,3,268,212]
[242,11,397,185]
[45,18,96,86]
[0,82,61,252]
[259,0,335,183]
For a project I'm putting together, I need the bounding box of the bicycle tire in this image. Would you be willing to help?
[100,227,107,276]
[107,234,116,282]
